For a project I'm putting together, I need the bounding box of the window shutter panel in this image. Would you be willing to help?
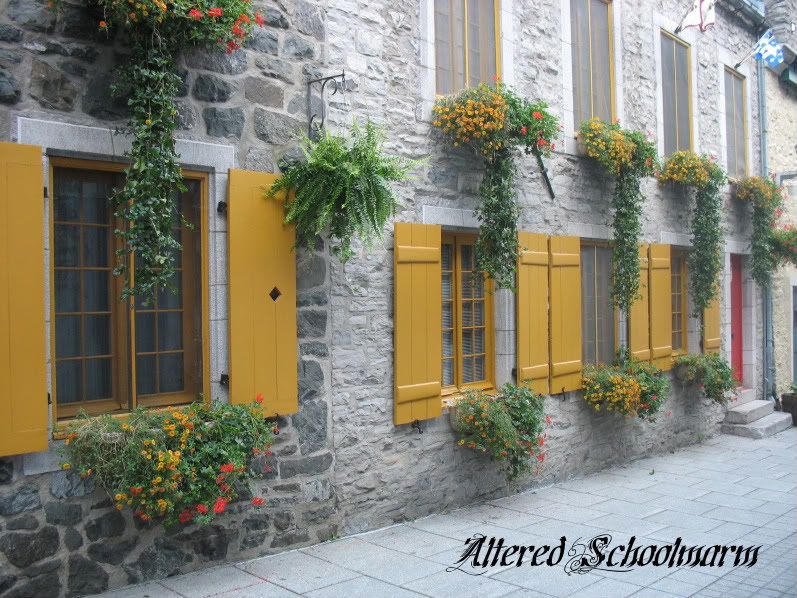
[394,222,442,425]
[703,293,721,354]
[649,244,673,369]
[549,236,582,393]
[629,243,651,361]
[0,142,47,456]
[517,232,550,395]
[227,169,297,416]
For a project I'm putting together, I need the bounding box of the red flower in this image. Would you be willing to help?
[255,393,264,404]
[219,483,231,494]
[207,7,222,17]
[226,40,239,53]
[532,111,543,120]
[251,497,265,506]
[196,504,208,514]
[536,453,545,462]
[213,497,228,514]
[179,510,193,524]
[220,463,235,473]
[538,436,545,446]
[239,13,250,23]
[520,126,527,136]
[215,474,226,484]
[545,415,552,425]
[130,486,143,496]
[98,20,107,28]
[232,24,243,37]
[255,11,265,26]
[188,8,202,20]
[537,138,548,147]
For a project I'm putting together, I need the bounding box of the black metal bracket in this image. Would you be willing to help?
[217,201,228,215]
[534,152,556,199]
[220,373,229,387]
[411,419,424,434]
[307,71,346,140]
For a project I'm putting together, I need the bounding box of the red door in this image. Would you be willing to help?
[730,254,743,385]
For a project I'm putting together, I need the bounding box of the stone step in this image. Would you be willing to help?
[724,399,774,424]
[721,412,793,439]
[734,387,756,406]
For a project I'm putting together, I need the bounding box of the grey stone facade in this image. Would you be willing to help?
[0,0,768,596]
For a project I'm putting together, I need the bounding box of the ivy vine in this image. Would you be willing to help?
[736,176,784,288]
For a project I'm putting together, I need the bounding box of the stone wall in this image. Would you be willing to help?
[0,0,767,596]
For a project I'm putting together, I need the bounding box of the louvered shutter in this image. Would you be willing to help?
[549,236,582,393]
[649,244,673,369]
[629,243,651,361]
[703,293,721,354]
[517,232,550,395]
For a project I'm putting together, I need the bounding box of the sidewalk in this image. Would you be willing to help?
[94,428,797,598]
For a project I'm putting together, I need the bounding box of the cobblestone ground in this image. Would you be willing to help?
[93,428,797,598]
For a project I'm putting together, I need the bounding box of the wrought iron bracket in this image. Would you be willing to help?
[534,153,556,200]
[307,71,346,140]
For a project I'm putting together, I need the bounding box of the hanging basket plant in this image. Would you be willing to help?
[772,224,797,267]
[266,121,419,262]
[432,83,559,289]
[578,119,657,312]
[735,175,785,288]
[52,1,264,302]
[657,151,727,315]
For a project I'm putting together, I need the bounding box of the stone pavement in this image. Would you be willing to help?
[93,428,797,598]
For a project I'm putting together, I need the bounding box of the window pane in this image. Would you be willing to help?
[136,311,156,353]
[82,181,110,224]
[473,355,485,381]
[468,0,496,87]
[596,247,615,364]
[443,330,454,358]
[462,356,475,383]
[462,328,473,355]
[435,0,465,93]
[159,353,184,393]
[581,246,596,365]
[661,33,677,156]
[473,327,484,353]
[734,75,746,176]
[82,226,109,267]
[85,358,112,401]
[54,224,79,267]
[157,275,182,310]
[443,359,455,386]
[571,0,591,127]
[55,270,80,313]
[473,301,484,325]
[462,301,473,326]
[590,0,612,122]
[56,360,82,404]
[441,243,453,271]
[84,315,111,356]
[54,179,80,221]
[724,70,737,176]
[136,355,157,396]
[158,312,183,351]
[442,302,453,329]
[460,243,473,271]
[83,270,109,312]
[55,315,81,358]
[675,41,691,151]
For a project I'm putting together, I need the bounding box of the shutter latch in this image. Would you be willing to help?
[411,419,423,434]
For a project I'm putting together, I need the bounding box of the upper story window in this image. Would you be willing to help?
[434,0,500,94]
[671,249,688,353]
[581,243,615,365]
[570,0,615,127]
[660,30,692,155]
[441,234,494,394]
[52,163,205,419]
[724,67,748,179]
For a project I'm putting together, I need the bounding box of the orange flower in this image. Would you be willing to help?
[207,7,222,17]
[98,20,107,29]
[219,463,235,473]
[255,393,264,404]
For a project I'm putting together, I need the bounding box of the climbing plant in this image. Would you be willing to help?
[736,175,785,288]
[53,1,263,302]
[578,119,657,312]
[432,83,559,289]
[658,151,726,315]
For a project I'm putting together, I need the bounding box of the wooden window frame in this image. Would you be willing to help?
[48,157,210,422]
[660,29,694,154]
[580,240,618,365]
[441,233,495,397]
[571,0,617,125]
[724,66,749,179]
[671,249,689,356]
[434,0,502,95]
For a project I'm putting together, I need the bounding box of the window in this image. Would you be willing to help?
[441,234,494,393]
[434,0,499,94]
[570,0,614,127]
[724,68,747,179]
[660,31,692,155]
[581,243,615,365]
[52,162,205,419]
[671,250,688,353]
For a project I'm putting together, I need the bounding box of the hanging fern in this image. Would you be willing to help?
[267,121,418,261]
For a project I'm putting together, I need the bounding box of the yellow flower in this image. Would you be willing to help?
[61,463,71,470]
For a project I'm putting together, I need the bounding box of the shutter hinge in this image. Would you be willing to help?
[217,201,228,215]
[47,392,52,405]
[220,373,229,387]
[43,187,48,199]
[411,419,423,434]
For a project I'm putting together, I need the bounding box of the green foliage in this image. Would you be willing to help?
[454,384,548,481]
[736,176,785,288]
[772,224,797,267]
[267,122,417,262]
[674,353,737,404]
[59,399,275,527]
[578,119,657,311]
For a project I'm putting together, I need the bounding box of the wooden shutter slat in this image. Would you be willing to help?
[228,169,297,416]
[394,222,442,425]
[629,243,651,361]
[703,293,721,354]
[0,142,47,456]
[517,232,550,395]
[549,236,582,393]
[649,244,673,369]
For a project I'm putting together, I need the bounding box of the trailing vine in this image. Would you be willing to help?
[772,224,797,266]
[658,151,726,315]
[736,176,784,288]
[578,119,657,312]
[54,1,263,301]
[432,83,559,289]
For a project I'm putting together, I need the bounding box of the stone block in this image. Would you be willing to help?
[0,484,41,515]
[203,107,245,139]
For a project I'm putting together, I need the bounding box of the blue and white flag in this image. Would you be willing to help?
[753,30,785,67]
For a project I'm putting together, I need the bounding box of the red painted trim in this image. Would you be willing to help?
[730,254,744,385]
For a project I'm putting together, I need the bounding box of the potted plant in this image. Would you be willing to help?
[781,384,797,426]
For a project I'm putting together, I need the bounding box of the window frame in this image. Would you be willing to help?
[670,248,689,356]
[441,232,495,397]
[580,240,618,366]
[434,0,503,95]
[659,28,694,155]
[723,66,749,179]
[570,0,617,127]
[47,157,210,422]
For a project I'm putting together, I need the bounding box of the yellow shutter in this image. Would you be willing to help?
[394,222,442,425]
[227,169,297,416]
[649,244,673,369]
[0,142,47,456]
[628,243,651,361]
[517,232,550,395]
[549,236,582,393]
[703,293,721,354]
